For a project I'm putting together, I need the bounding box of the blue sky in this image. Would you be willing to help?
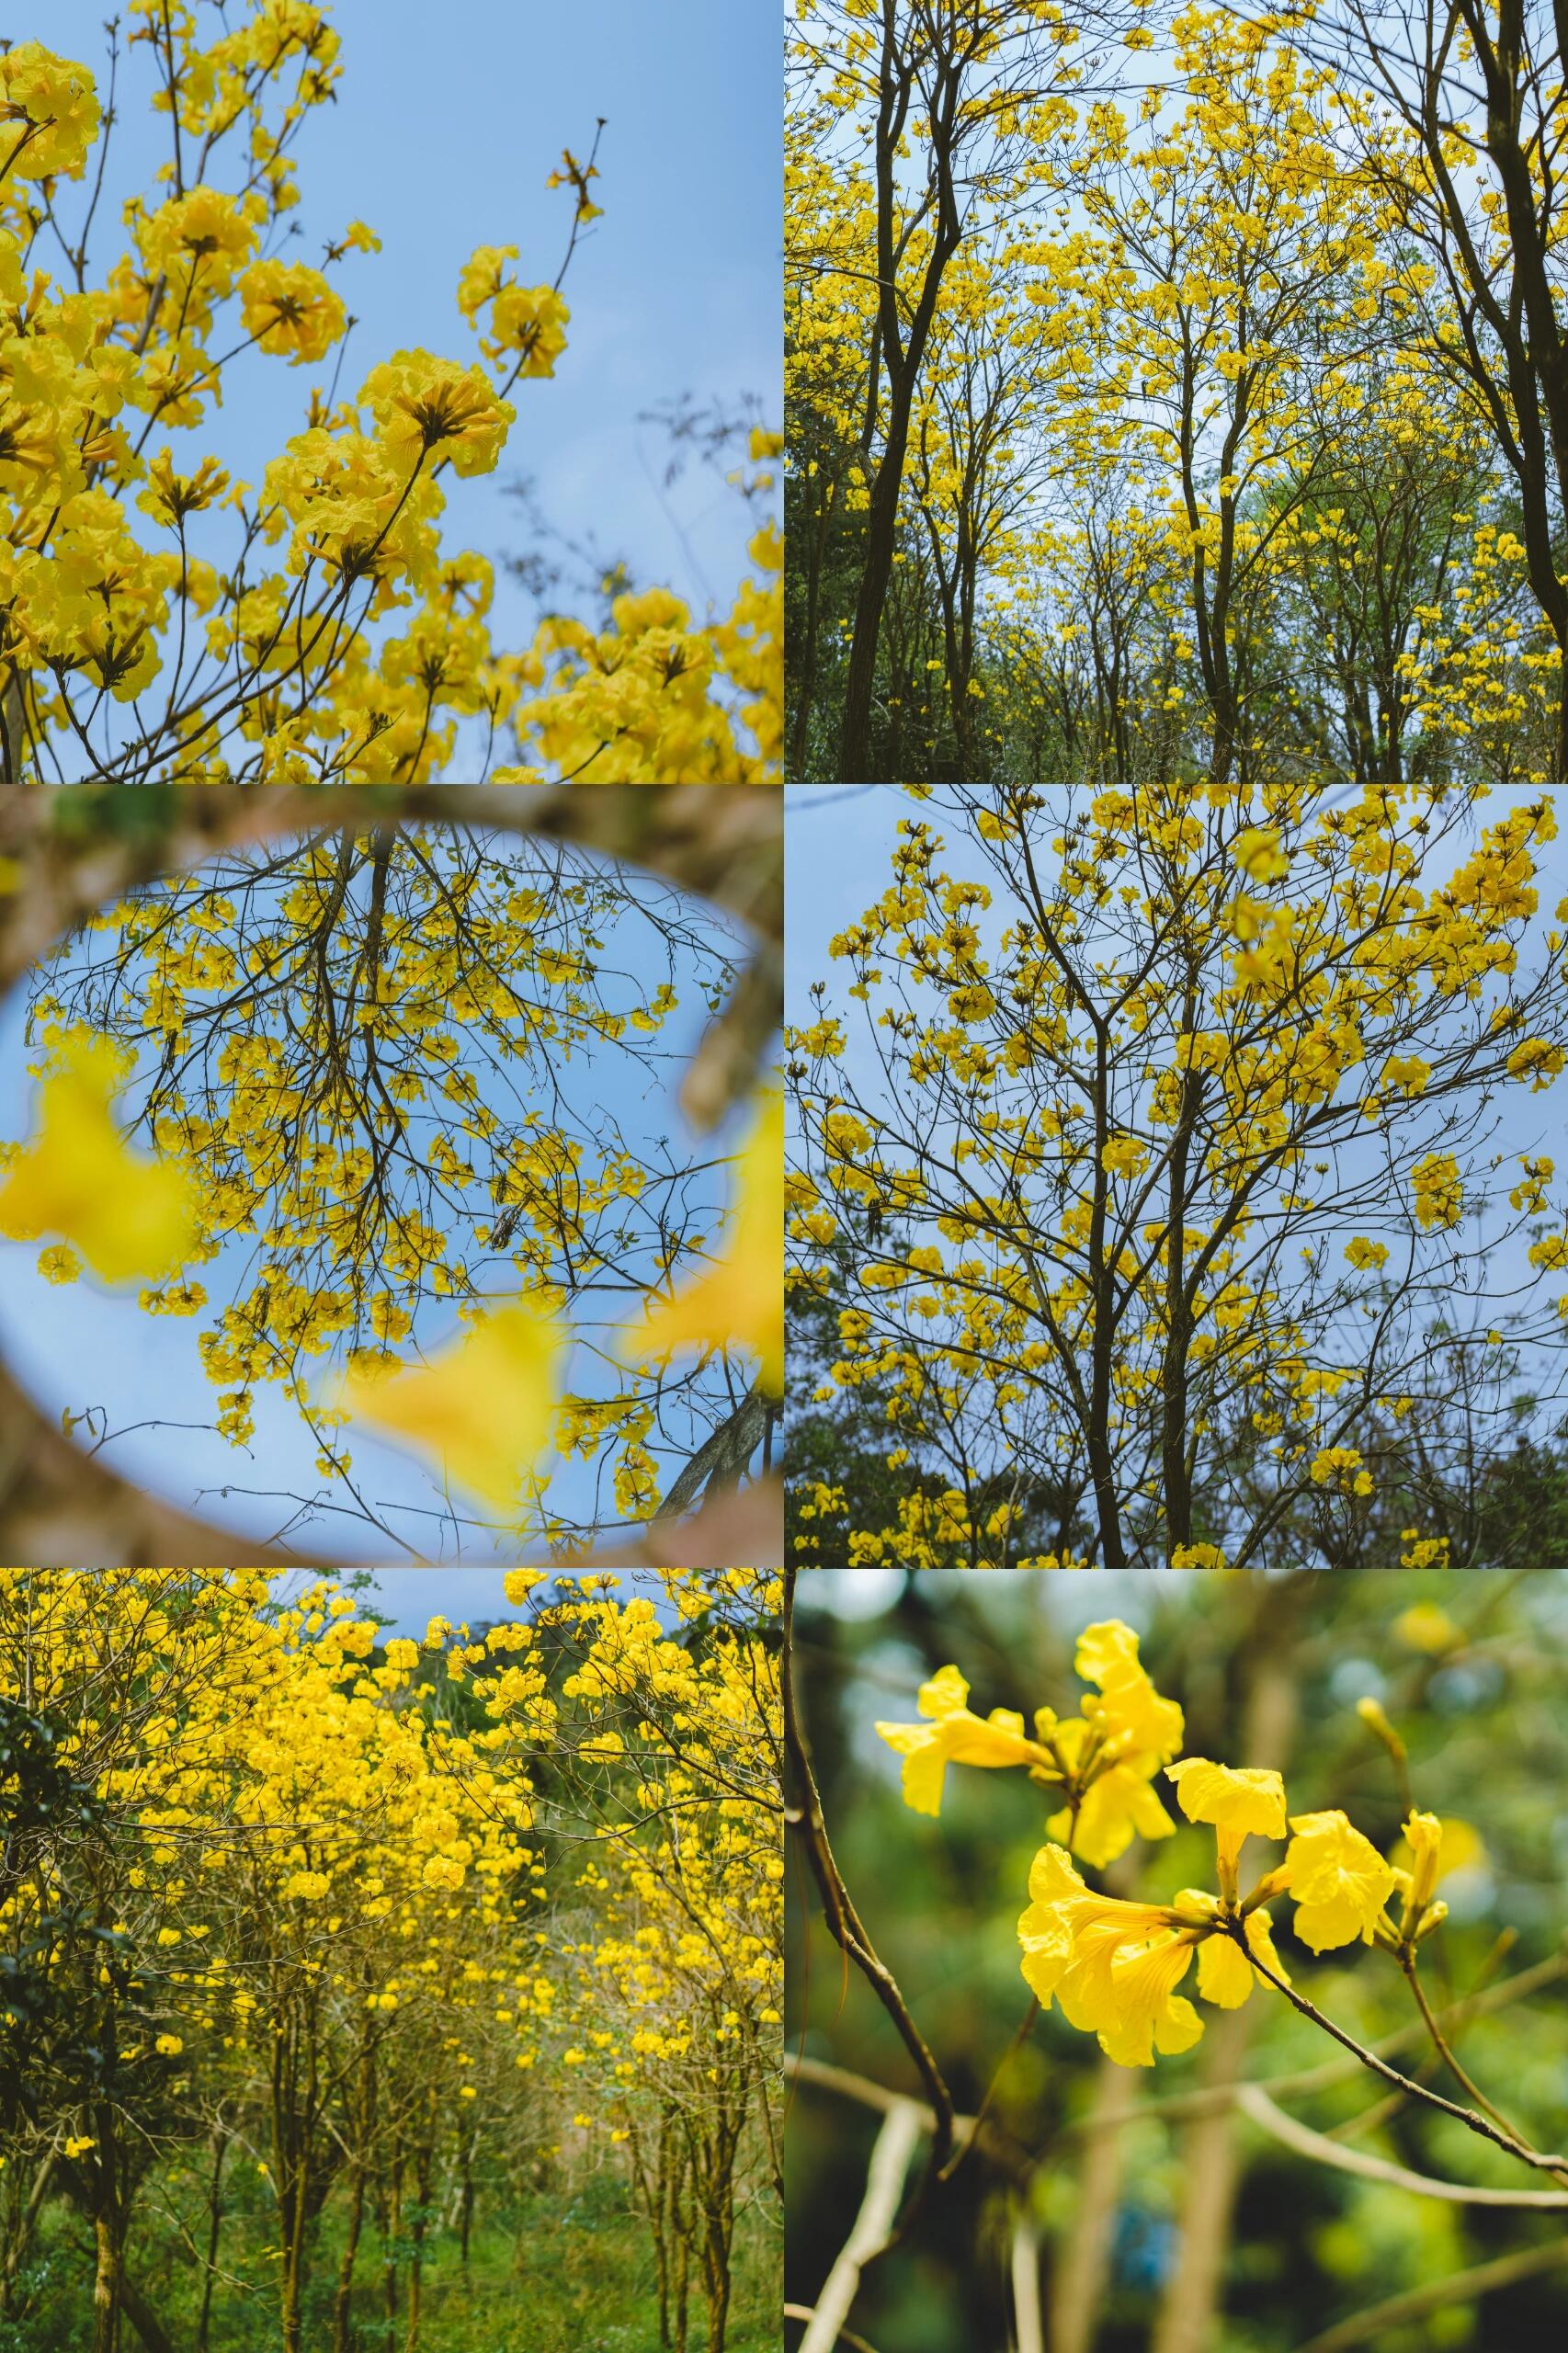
[0,829,756,1563]
[33,0,779,657]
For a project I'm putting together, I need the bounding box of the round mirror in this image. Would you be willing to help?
[0,819,776,1563]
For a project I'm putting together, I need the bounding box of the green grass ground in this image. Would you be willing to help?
[2,2173,775,2353]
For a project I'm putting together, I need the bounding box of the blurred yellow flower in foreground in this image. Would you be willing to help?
[632,1090,782,1393]
[340,1300,562,1513]
[0,1029,194,1284]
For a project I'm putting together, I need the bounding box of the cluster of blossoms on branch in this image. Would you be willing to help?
[0,8,780,781]
[878,1621,1472,2068]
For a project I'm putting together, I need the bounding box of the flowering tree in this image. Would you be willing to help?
[0,9,780,782]
[0,784,783,1568]
[785,0,1566,785]
[788,782,1568,1568]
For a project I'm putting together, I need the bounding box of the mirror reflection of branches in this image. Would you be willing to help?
[6,824,776,1559]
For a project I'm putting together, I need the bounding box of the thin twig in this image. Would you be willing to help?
[1243,1942,1568,2178]
[1289,2237,1568,2353]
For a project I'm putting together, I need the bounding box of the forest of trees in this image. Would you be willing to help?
[0,1567,781,2353]
[786,3,1568,786]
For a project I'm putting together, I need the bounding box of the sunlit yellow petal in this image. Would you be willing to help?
[1165,1757,1287,1839]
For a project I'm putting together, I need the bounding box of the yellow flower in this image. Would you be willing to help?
[359,351,516,478]
[239,258,347,365]
[1074,1620,1185,1762]
[1506,1038,1566,1090]
[876,1620,1182,1862]
[1194,1908,1289,2007]
[0,43,101,180]
[631,1089,782,1393]
[1165,1758,1287,1840]
[1054,1750,1178,1870]
[875,1664,1051,1817]
[1391,1812,1482,1924]
[1282,1810,1397,1950]
[1411,1150,1462,1231]
[1019,1836,1292,2069]
[1101,1133,1149,1179]
[1169,1540,1227,1567]
[153,2033,184,2057]
[1165,1756,1287,1888]
[1392,1601,1461,1653]
[62,2134,97,2158]
[0,1029,195,1285]
[339,1300,562,1515]
[1017,1844,1202,2067]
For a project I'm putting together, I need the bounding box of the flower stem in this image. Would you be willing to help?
[1240,1938,1568,2182]
[1401,1952,1545,2158]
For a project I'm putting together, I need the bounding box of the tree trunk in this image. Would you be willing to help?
[333,2159,366,2353]
[195,2126,228,2353]
[93,2211,122,2353]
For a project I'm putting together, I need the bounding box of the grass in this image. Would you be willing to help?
[1,2171,776,2353]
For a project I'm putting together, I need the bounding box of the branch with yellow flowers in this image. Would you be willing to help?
[863,1621,1567,2192]
[783,1568,959,2206]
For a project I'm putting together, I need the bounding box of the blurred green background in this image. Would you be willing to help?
[786,1570,1568,2353]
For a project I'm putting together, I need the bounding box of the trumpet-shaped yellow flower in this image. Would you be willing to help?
[339,1299,562,1515]
[876,1621,1183,1860]
[1018,1844,1202,2067]
[631,1090,782,1392]
[1282,1809,1397,1950]
[875,1664,1051,1816]
[1166,1756,1288,1889]
[0,1030,195,1285]
[1018,1842,1291,2068]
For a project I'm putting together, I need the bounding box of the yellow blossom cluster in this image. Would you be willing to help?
[0,17,779,780]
